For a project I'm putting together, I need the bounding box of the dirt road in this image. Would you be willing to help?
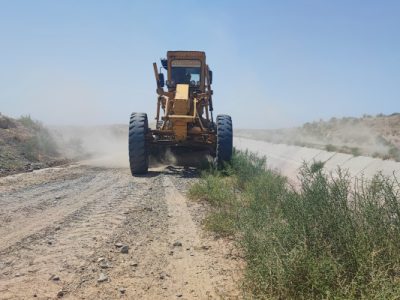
[0,164,241,299]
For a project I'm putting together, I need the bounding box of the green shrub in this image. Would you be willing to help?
[17,115,58,160]
[18,115,40,130]
[190,151,400,299]
[388,146,400,161]
[309,160,325,173]
[351,147,361,156]
[20,137,40,161]
[189,173,234,207]
[372,152,380,158]
[325,144,337,152]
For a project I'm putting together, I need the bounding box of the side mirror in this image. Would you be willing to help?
[160,58,168,69]
[158,73,165,88]
[209,70,213,85]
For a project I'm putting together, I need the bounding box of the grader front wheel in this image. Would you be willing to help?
[216,114,233,166]
[129,113,149,175]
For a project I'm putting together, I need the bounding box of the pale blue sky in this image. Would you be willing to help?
[1,0,399,128]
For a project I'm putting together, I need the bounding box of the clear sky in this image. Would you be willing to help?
[1,0,399,128]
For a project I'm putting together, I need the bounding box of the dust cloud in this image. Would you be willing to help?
[235,114,400,161]
[50,124,200,169]
[51,125,129,168]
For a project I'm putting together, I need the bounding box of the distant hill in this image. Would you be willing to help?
[236,113,400,161]
[0,113,66,176]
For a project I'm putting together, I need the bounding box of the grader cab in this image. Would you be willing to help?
[129,51,232,175]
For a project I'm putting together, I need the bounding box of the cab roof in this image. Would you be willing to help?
[167,51,206,61]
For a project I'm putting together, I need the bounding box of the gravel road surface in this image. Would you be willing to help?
[0,163,241,299]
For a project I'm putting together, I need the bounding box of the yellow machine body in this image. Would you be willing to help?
[171,84,190,141]
[150,51,216,151]
[129,50,232,175]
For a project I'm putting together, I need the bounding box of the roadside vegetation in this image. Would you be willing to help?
[236,113,400,162]
[325,144,362,157]
[17,115,59,161]
[190,150,400,299]
[0,114,61,175]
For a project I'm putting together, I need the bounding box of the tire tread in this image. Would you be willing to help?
[129,113,149,175]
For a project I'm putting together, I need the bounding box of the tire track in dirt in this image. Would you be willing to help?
[161,175,216,298]
[0,167,157,298]
[166,169,243,299]
[0,167,97,221]
[0,169,121,252]
[0,164,242,299]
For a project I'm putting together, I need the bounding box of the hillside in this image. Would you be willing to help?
[0,113,66,176]
[236,113,400,161]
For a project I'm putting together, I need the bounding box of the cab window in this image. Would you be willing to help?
[171,60,201,86]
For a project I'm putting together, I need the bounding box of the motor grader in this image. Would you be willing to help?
[128,51,232,175]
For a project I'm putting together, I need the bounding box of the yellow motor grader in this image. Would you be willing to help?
[129,51,232,175]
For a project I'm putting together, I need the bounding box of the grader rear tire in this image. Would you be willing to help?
[129,113,149,175]
[216,114,233,166]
